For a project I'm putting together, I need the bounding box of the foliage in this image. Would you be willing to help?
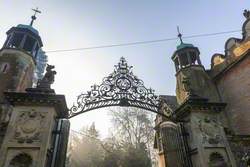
[110,107,154,148]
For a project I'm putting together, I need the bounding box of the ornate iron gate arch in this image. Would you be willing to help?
[69,57,165,118]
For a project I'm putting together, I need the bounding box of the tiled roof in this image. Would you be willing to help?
[160,95,179,111]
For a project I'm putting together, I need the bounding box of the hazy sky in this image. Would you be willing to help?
[1,0,249,137]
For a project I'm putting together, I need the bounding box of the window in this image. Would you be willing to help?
[174,59,180,71]
[189,51,197,65]
[23,35,36,53]
[179,52,189,67]
[10,33,24,48]
[3,34,11,47]
[33,44,39,58]
[1,63,10,74]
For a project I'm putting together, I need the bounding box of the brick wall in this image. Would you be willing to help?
[216,55,250,135]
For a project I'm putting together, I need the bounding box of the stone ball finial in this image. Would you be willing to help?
[243,9,250,19]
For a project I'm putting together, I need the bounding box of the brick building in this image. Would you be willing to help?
[154,10,250,167]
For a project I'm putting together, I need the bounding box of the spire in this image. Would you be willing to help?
[177,26,183,44]
[30,7,41,26]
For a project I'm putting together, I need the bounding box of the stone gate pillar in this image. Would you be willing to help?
[175,95,237,167]
[0,87,69,167]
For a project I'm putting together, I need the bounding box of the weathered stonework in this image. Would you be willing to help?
[198,116,222,145]
[13,109,47,143]
[179,102,237,167]
[0,49,35,102]
[0,106,57,167]
[175,66,221,104]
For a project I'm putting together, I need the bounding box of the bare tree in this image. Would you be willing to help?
[110,107,155,148]
[109,107,157,166]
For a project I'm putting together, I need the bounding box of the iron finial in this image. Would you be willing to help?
[177,26,183,44]
[30,7,41,26]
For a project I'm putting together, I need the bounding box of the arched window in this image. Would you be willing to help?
[8,153,32,167]
[9,33,25,48]
[209,152,228,167]
[1,63,10,74]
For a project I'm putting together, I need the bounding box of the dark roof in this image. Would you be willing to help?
[159,95,179,111]
[7,26,43,47]
[17,24,39,35]
[176,42,194,50]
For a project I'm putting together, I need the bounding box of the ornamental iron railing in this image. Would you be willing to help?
[69,57,163,118]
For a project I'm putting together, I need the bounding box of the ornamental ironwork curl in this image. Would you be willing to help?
[69,57,161,118]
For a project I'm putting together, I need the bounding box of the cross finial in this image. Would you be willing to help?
[30,7,41,26]
[177,26,183,44]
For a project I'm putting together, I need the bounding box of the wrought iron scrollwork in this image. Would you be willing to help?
[69,57,161,118]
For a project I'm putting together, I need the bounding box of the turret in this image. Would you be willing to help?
[2,24,43,57]
[172,28,220,104]
[0,8,43,101]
